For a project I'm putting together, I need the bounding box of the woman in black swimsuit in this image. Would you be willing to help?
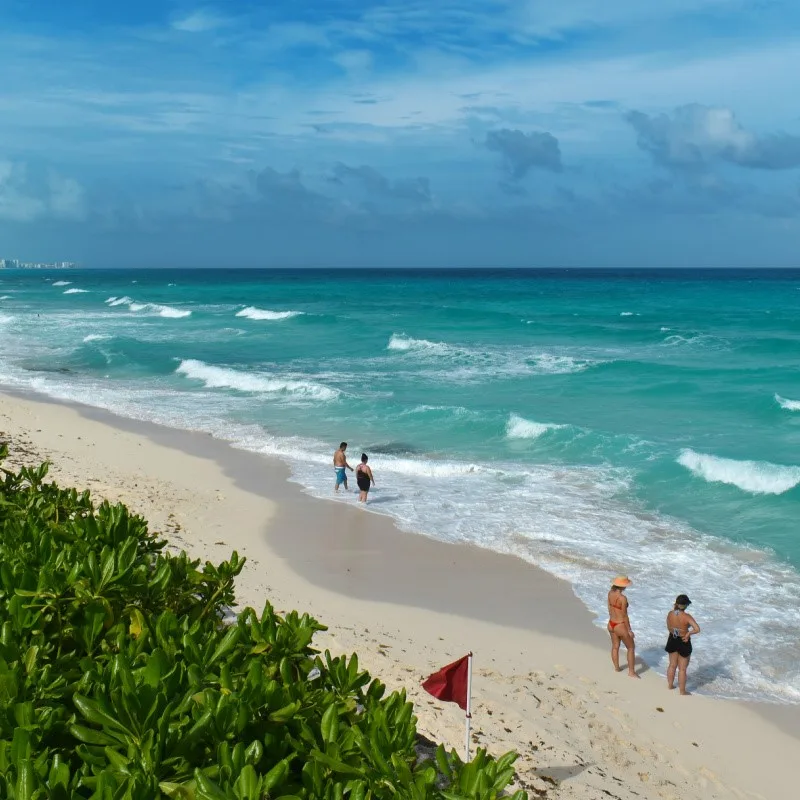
[665,594,700,695]
[356,453,375,503]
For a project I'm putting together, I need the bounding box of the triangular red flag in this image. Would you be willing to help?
[421,654,470,711]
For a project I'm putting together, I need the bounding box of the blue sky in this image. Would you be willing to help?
[1,0,799,267]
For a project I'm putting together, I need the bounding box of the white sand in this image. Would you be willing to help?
[1,390,797,800]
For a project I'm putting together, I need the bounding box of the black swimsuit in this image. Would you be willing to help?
[665,610,693,658]
[356,465,371,492]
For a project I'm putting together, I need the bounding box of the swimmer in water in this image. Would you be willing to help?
[355,453,375,503]
[333,441,353,492]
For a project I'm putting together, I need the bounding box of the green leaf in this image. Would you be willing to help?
[310,749,364,777]
[320,704,339,745]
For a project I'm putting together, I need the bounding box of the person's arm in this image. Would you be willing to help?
[368,466,375,486]
[346,460,353,471]
[683,614,700,642]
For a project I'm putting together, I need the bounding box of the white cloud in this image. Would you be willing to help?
[172,9,226,34]
[627,105,800,170]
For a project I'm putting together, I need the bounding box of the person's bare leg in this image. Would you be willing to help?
[609,628,622,672]
[621,633,639,677]
[667,652,678,689]
[678,656,690,695]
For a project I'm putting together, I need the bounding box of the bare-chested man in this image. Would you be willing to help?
[333,441,353,492]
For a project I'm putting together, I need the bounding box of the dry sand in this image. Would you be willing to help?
[1,389,798,800]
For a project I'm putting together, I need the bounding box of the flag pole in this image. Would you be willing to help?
[464,651,473,761]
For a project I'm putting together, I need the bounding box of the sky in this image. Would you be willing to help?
[1,0,799,268]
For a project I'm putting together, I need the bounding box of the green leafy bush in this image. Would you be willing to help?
[0,445,526,799]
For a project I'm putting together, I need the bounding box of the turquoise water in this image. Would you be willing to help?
[2,268,800,702]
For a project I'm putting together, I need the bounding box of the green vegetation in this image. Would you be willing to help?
[0,446,527,799]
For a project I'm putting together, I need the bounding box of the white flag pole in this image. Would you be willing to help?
[464,651,473,761]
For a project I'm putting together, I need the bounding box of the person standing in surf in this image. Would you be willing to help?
[608,576,639,678]
[356,453,375,503]
[333,442,353,492]
[665,594,700,696]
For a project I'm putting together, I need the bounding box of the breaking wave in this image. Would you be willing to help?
[236,307,303,321]
[775,394,800,411]
[678,449,800,495]
[387,333,452,354]
[105,296,191,318]
[52,281,71,287]
[175,359,339,401]
[387,333,596,378]
[506,413,564,440]
[63,288,89,294]
[83,334,112,343]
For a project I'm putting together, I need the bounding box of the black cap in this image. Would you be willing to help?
[675,594,691,607]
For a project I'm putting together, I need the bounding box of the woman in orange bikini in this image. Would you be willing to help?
[608,576,638,677]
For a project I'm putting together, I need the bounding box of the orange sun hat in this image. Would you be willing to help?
[611,576,632,588]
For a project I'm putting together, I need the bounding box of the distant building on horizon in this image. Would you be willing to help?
[0,258,77,269]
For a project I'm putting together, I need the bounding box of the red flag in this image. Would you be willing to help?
[422,654,470,711]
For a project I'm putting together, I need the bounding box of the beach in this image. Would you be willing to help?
[2,388,797,800]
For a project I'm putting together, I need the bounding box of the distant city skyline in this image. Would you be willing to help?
[1,1,799,268]
[0,258,77,269]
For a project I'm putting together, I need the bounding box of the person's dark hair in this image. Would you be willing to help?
[674,594,692,609]
[340,442,347,449]
[361,453,368,463]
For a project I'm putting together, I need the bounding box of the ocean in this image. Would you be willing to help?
[1,267,799,704]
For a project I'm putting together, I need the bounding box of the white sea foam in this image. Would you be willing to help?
[83,334,111,343]
[506,413,563,440]
[775,394,800,411]
[387,333,452,354]
[678,449,800,495]
[620,312,635,316]
[0,314,12,325]
[63,288,89,294]
[387,333,596,378]
[152,305,191,318]
[0,295,11,301]
[236,306,303,321]
[175,359,339,401]
[52,281,71,287]
[105,296,191,317]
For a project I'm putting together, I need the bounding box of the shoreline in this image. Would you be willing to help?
[2,387,798,799]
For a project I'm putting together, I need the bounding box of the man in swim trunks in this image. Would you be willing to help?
[333,442,353,492]
[607,576,639,678]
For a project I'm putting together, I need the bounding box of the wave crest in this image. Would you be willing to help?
[105,296,190,318]
[83,334,111,343]
[175,359,339,401]
[387,334,451,354]
[678,449,800,495]
[506,413,563,440]
[775,394,800,411]
[64,288,89,294]
[236,306,303,321]
[52,281,72,287]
